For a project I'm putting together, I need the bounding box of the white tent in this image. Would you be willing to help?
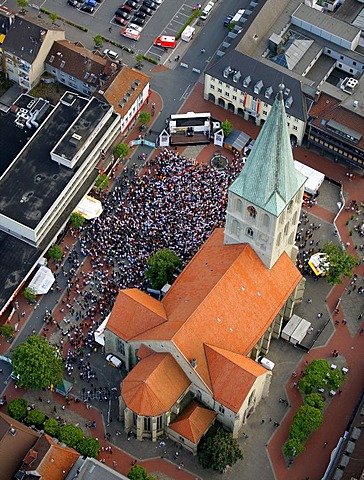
[75,195,103,220]
[28,266,55,295]
[294,161,325,196]
[94,316,109,346]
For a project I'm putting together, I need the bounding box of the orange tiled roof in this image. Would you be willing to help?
[106,289,167,341]
[309,92,364,150]
[97,67,150,118]
[168,401,216,444]
[34,435,79,480]
[121,352,191,416]
[205,344,267,413]
[137,343,155,359]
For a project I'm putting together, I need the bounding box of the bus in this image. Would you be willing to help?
[153,35,176,48]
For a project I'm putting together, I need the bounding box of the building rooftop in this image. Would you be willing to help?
[168,400,216,444]
[229,87,307,216]
[67,458,129,480]
[0,93,110,229]
[205,49,307,121]
[291,3,360,44]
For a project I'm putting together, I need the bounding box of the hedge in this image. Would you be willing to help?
[176,9,201,40]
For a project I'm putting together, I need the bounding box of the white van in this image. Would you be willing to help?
[257,356,275,371]
[200,1,214,20]
[103,49,119,60]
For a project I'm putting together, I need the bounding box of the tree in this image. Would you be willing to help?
[58,424,84,448]
[299,359,331,394]
[327,368,344,391]
[48,244,63,261]
[320,242,359,285]
[283,437,305,458]
[7,398,28,421]
[44,418,60,437]
[95,173,110,191]
[304,393,325,411]
[70,212,85,230]
[198,428,243,473]
[221,119,233,137]
[25,409,46,427]
[48,12,58,24]
[135,54,144,68]
[114,143,130,159]
[76,437,100,458]
[128,465,156,480]
[23,286,37,303]
[17,0,28,12]
[139,111,151,127]
[12,336,64,389]
[93,34,103,48]
[227,21,236,32]
[293,405,323,433]
[145,248,181,290]
[0,323,15,340]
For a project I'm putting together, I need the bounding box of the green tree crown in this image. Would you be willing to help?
[198,428,243,473]
[283,437,305,458]
[7,398,28,421]
[23,286,37,302]
[304,393,325,411]
[70,212,85,230]
[114,143,130,159]
[44,418,60,437]
[58,424,84,448]
[76,437,100,458]
[221,119,233,137]
[1,324,15,340]
[145,248,181,290]
[139,111,151,126]
[12,336,64,389]
[320,242,359,284]
[25,409,46,427]
[128,465,156,480]
[95,174,109,191]
[48,244,63,261]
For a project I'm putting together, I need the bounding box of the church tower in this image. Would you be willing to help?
[224,85,307,270]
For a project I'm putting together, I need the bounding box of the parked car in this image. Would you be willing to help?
[81,4,94,12]
[115,8,132,19]
[139,5,153,15]
[128,23,143,32]
[106,354,122,368]
[67,0,80,7]
[124,0,139,7]
[143,0,157,10]
[133,10,146,18]
[224,15,233,26]
[114,15,128,25]
[118,4,132,12]
[85,0,97,7]
[103,48,119,60]
[131,16,145,25]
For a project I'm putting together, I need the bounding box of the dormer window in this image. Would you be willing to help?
[243,75,251,88]
[60,60,65,68]
[49,55,54,63]
[247,205,257,218]
[254,80,263,95]
[285,96,293,108]
[265,86,273,98]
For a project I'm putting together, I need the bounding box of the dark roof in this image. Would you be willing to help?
[224,129,250,152]
[0,93,111,229]
[0,110,29,175]
[45,40,116,88]
[0,412,40,480]
[205,49,307,121]
[3,16,50,64]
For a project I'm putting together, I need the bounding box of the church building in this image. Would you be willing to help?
[104,86,307,452]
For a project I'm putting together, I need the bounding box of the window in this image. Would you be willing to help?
[263,214,270,229]
[157,416,163,430]
[247,205,257,218]
[287,200,293,212]
[226,84,230,89]
[327,49,331,54]
[49,55,55,63]
[292,211,298,225]
[340,55,343,60]
[211,77,215,81]
[248,390,255,405]
[117,339,125,355]
[218,80,222,85]
[143,417,151,432]
[276,232,281,246]
[353,61,356,66]
[263,110,268,116]
[239,99,244,104]
[233,87,237,92]
[247,228,253,237]
[287,122,290,127]
[264,103,268,107]
[231,219,240,236]
[60,60,65,68]
[225,92,230,97]
[218,88,222,93]
[236,198,243,213]
[293,126,298,131]
[133,413,137,426]
[284,222,290,235]
[233,95,237,100]
[210,84,215,90]
[179,436,185,442]
[219,405,225,414]
[294,117,298,123]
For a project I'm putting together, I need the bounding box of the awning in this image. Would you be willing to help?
[94,316,109,346]
[74,195,103,220]
[28,266,55,294]
[308,252,329,276]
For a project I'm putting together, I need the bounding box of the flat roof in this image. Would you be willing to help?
[53,97,111,160]
[0,93,104,229]
[0,111,29,175]
[292,3,360,43]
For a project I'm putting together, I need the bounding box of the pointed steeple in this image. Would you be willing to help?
[229,84,306,217]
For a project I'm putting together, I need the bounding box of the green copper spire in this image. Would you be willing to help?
[229,85,306,216]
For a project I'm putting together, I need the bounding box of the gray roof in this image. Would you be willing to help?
[229,87,306,216]
[205,50,307,121]
[291,3,360,43]
[68,458,128,480]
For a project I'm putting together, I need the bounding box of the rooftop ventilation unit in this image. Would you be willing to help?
[243,75,251,87]
[69,133,82,147]
[9,427,16,436]
[135,79,140,86]
[190,358,197,368]
[233,70,241,83]
[340,77,358,95]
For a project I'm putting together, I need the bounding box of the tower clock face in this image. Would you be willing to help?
[247,206,257,216]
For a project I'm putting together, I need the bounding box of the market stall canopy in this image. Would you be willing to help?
[308,252,329,276]
[94,316,109,346]
[74,195,103,220]
[294,161,325,196]
[28,266,55,294]
[55,379,73,396]
[224,129,250,153]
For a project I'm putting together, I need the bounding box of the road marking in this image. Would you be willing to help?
[180,84,191,101]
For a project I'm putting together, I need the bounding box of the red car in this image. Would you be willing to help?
[114,15,128,25]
